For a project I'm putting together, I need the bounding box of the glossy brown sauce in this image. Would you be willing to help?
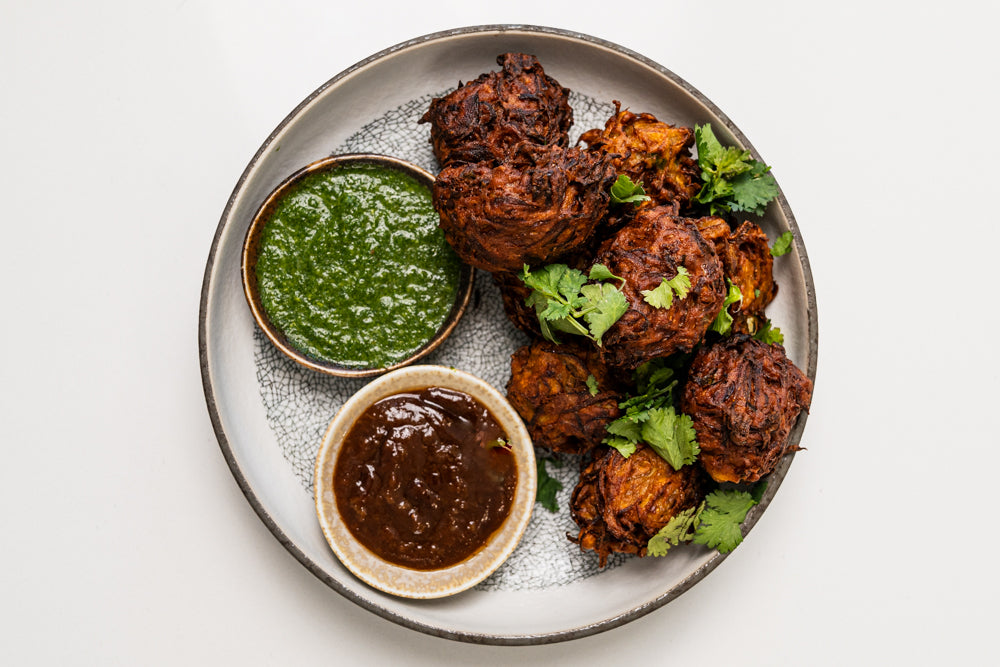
[333,387,517,570]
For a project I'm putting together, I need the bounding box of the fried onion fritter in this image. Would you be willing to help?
[506,340,623,454]
[580,101,701,209]
[571,445,708,566]
[681,335,813,484]
[434,144,616,273]
[723,221,778,336]
[595,207,727,370]
[419,53,573,167]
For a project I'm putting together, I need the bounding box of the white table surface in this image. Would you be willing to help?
[3,1,997,663]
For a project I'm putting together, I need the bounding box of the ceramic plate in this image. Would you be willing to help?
[199,25,818,645]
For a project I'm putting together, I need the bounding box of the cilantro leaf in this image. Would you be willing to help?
[589,263,624,283]
[641,267,691,309]
[641,406,700,470]
[605,437,638,458]
[770,231,794,257]
[693,123,778,217]
[753,319,785,345]
[647,502,704,557]
[580,282,628,344]
[609,174,652,205]
[709,279,742,335]
[692,489,757,553]
[585,373,599,397]
[728,163,779,216]
[605,415,643,443]
[521,264,628,346]
[535,458,563,512]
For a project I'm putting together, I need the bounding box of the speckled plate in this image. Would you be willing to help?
[199,25,818,645]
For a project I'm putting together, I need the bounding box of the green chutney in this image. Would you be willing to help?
[255,162,463,369]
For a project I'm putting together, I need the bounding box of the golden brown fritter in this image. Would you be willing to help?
[433,144,616,273]
[506,340,623,454]
[681,335,813,484]
[571,445,708,567]
[595,207,727,370]
[419,53,573,167]
[722,221,778,336]
[693,215,731,258]
[580,102,701,209]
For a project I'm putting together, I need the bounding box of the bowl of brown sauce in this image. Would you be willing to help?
[314,365,536,599]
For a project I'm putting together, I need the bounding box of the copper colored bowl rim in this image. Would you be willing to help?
[241,153,475,378]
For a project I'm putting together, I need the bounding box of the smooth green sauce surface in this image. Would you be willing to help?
[255,163,462,369]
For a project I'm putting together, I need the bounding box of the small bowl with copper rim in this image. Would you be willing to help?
[314,365,536,599]
[242,153,475,378]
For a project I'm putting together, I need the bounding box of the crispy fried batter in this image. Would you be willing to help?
[506,340,623,454]
[596,207,727,370]
[693,218,778,335]
[434,144,616,273]
[693,215,731,258]
[723,221,778,335]
[419,53,573,167]
[681,335,813,484]
[571,445,708,566]
[580,102,701,209]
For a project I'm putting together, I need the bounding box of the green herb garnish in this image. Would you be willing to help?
[709,279,742,335]
[521,264,628,346]
[585,374,599,397]
[753,319,784,345]
[641,267,691,309]
[691,489,758,553]
[536,457,563,512]
[693,124,778,217]
[609,174,652,205]
[647,503,703,557]
[770,230,794,257]
[603,358,699,470]
[647,488,759,556]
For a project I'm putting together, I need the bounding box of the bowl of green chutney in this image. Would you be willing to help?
[242,154,474,378]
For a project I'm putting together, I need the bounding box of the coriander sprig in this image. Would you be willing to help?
[693,123,778,217]
[647,486,762,556]
[603,358,700,470]
[609,174,652,205]
[520,263,628,347]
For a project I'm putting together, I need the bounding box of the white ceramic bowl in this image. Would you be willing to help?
[313,365,536,599]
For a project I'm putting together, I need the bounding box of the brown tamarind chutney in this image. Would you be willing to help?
[333,386,518,570]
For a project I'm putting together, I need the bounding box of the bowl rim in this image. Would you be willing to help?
[313,364,537,599]
[241,153,475,378]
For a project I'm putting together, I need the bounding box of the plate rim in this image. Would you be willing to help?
[199,23,819,646]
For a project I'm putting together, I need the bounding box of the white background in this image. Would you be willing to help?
[3,1,998,664]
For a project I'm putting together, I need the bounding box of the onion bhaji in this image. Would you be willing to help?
[681,335,813,484]
[694,218,778,335]
[506,340,623,454]
[434,144,616,273]
[419,53,573,167]
[571,445,708,566]
[723,221,778,336]
[596,207,727,370]
[580,102,701,209]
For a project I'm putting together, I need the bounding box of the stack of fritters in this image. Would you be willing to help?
[422,53,812,567]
